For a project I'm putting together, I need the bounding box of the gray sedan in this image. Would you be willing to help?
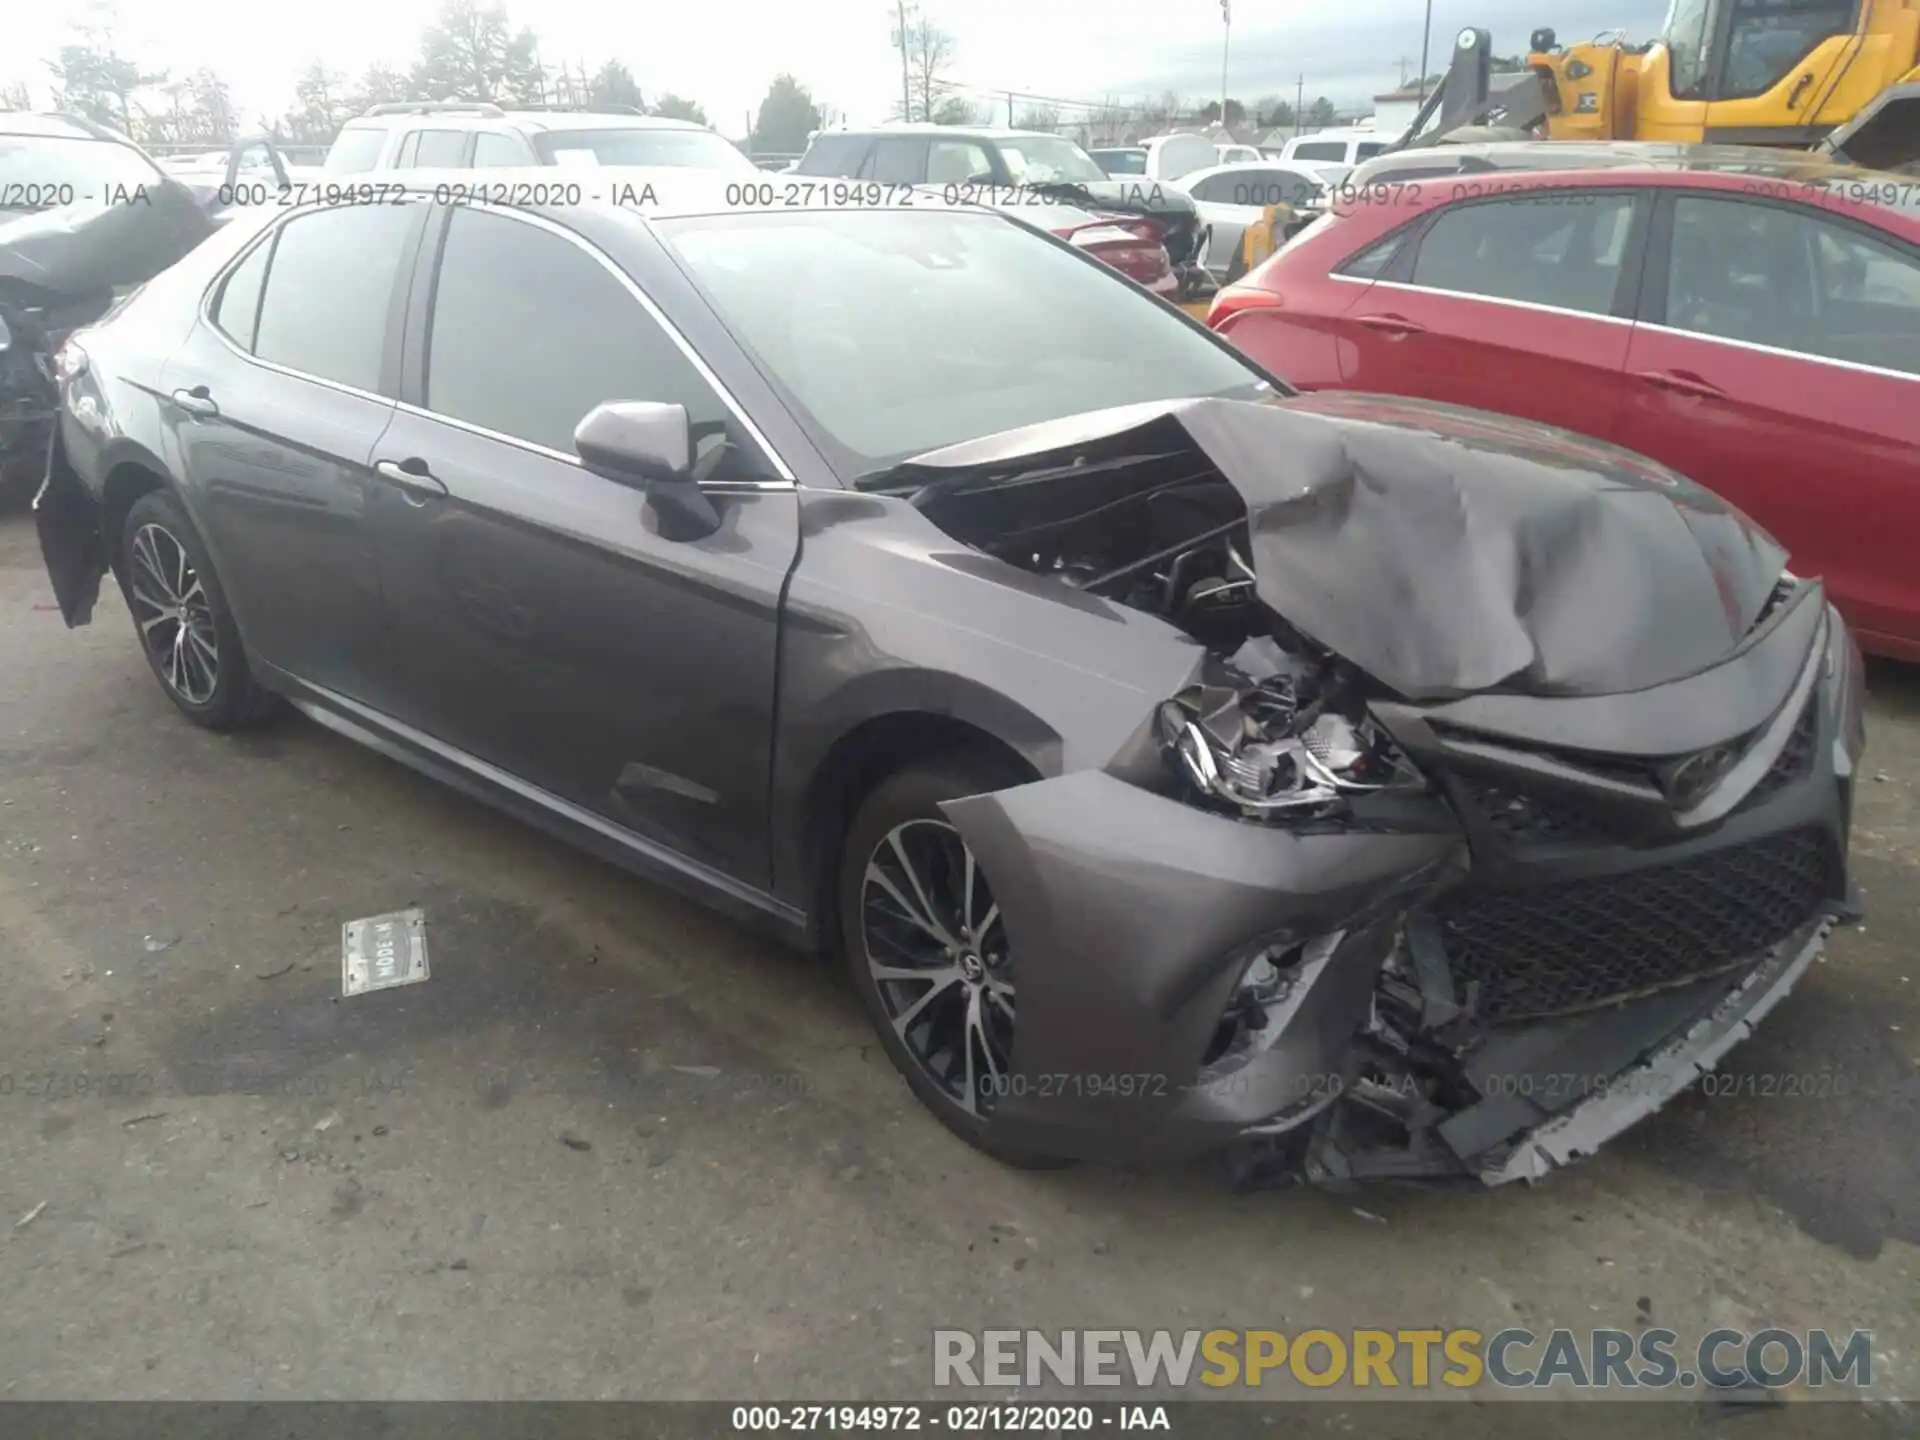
[34,172,1863,1184]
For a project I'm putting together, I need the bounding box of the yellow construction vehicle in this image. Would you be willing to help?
[1211,14,1917,288]
[1405,14,1919,171]
[1527,1,1919,167]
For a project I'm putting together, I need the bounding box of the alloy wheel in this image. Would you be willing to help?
[862,818,1015,1117]
[128,522,219,706]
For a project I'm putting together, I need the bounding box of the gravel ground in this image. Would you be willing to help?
[0,513,1914,1434]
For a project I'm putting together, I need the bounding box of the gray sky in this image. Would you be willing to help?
[9,0,1670,135]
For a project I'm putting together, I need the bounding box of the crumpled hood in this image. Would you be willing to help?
[886,392,1791,700]
[0,179,212,299]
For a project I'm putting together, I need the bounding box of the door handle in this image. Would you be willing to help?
[1633,369,1725,401]
[170,386,219,418]
[1787,72,1814,110]
[374,458,449,500]
[1355,313,1425,337]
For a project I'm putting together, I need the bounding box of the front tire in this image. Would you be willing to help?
[119,489,276,729]
[838,754,1067,1167]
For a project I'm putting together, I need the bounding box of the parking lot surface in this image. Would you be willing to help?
[0,513,1916,1428]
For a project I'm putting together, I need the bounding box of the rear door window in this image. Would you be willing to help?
[1663,194,1920,374]
[1409,192,1638,314]
[409,130,471,168]
[251,204,418,391]
[865,137,927,184]
[795,134,871,176]
[926,139,994,184]
[472,132,529,167]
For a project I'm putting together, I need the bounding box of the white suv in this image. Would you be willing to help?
[322,102,758,174]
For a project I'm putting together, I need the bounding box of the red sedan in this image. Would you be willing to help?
[1208,146,1920,659]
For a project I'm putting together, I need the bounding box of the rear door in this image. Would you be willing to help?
[163,199,425,703]
[1337,188,1647,440]
[1616,189,1920,653]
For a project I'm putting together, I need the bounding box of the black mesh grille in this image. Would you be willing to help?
[1437,828,1832,1023]
[1460,777,1634,845]
[1737,697,1818,813]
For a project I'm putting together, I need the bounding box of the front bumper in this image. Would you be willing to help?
[942,593,1864,1178]
[1468,910,1836,1186]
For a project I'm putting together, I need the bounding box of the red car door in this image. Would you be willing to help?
[1338,189,1645,442]
[1615,190,1920,658]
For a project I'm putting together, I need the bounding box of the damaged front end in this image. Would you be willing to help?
[1,173,213,504]
[869,394,1863,1183]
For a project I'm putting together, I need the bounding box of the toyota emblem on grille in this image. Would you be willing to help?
[1664,745,1739,809]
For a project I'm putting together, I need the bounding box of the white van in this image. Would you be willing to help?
[1131,132,1225,183]
[1272,126,1395,167]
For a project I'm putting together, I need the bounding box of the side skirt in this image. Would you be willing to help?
[260,663,809,949]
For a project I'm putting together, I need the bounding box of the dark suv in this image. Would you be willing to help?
[1,113,213,501]
[795,125,1208,297]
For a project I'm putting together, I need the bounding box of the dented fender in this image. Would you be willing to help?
[941,768,1464,1160]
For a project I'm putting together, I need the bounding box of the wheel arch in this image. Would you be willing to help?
[792,692,1050,956]
[98,449,174,591]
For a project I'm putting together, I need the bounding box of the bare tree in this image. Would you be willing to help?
[906,16,956,123]
[410,0,543,104]
[350,63,410,110]
[930,94,976,125]
[1013,103,1059,132]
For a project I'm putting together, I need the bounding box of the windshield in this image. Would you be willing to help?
[1094,150,1148,175]
[659,209,1270,472]
[995,135,1109,185]
[1662,0,1722,96]
[0,133,165,209]
[532,127,756,172]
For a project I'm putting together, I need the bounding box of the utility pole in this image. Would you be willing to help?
[1417,0,1435,105]
[1219,0,1231,129]
[1295,74,1304,137]
[894,0,913,120]
[1007,90,1014,125]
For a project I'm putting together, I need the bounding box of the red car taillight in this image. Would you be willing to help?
[1055,218,1170,287]
[1205,285,1285,330]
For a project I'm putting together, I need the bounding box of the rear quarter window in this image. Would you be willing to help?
[797,135,871,176]
[324,127,388,174]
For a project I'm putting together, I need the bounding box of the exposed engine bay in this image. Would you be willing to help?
[870,440,1422,819]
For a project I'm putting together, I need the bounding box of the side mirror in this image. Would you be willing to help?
[574,401,721,540]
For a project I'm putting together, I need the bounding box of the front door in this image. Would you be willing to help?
[364,204,801,885]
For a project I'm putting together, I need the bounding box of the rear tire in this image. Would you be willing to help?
[119,489,277,730]
[838,753,1069,1168]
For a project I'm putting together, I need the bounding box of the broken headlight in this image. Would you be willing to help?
[1157,640,1423,821]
